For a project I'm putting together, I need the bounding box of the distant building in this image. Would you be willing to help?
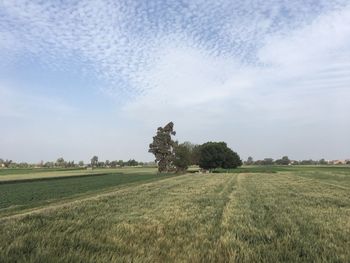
[333,160,346,165]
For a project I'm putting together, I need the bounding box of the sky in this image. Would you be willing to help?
[0,0,350,163]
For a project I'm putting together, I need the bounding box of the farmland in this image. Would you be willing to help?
[0,169,167,217]
[0,167,157,182]
[0,166,349,262]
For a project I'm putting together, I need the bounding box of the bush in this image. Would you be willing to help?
[198,142,242,170]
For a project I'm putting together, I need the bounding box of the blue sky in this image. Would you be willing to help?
[0,0,350,162]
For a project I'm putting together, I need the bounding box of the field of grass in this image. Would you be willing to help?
[0,167,83,175]
[0,166,349,262]
[0,167,156,182]
[0,170,171,217]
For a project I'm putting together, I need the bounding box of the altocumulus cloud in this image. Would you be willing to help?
[0,0,350,161]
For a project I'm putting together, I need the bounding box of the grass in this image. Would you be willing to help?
[0,167,84,176]
[0,166,349,262]
[0,170,170,217]
[213,165,350,174]
[0,167,157,182]
[213,165,293,173]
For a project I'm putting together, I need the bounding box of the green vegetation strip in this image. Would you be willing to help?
[0,168,83,176]
[0,167,157,182]
[0,172,107,185]
[0,172,171,215]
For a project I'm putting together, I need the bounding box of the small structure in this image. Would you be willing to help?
[334,160,346,165]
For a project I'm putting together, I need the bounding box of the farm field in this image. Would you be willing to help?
[0,169,170,217]
[0,167,157,182]
[0,166,349,262]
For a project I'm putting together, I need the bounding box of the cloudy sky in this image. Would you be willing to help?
[0,0,349,163]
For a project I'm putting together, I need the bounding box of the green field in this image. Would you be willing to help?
[0,167,156,182]
[0,166,349,262]
[0,171,170,217]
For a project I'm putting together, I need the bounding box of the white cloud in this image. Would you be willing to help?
[0,0,349,161]
[122,5,350,160]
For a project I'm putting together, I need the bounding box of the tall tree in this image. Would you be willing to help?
[56,157,65,167]
[91,156,98,168]
[275,156,290,165]
[149,122,176,173]
[181,141,201,165]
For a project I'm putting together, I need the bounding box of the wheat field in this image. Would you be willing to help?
[0,167,349,262]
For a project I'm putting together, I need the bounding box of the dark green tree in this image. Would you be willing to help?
[198,142,242,170]
[300,159,315,165]
[126,159,138,166]
[173,143,191,172]
[180,141,201,165]
[275,156,290,165]
[191,145,201,165]
[149,122,176,173]
[262,158,274,165]
[56,157,65,167]
[91,156,98,168]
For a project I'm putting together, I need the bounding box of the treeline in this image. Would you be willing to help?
[88,156,154,168]
[0,157,154,169]
[244,156,350,165]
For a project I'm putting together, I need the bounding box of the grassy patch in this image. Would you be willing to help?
[212,166,294,173]
[0,172,172,216]
[0,167,157,182]
[0,168,83,176]
[0,168,349,262]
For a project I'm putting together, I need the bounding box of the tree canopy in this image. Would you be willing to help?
[198,142,242,170]
[275,156,291,165]
[91,156,98,168]
[173,143,191,172]
[149,122,177,172]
